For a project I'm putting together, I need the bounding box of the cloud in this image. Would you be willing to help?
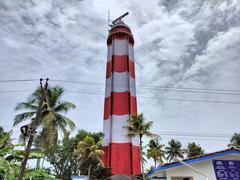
[0,0,239,156]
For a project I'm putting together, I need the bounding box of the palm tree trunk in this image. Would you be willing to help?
[88,164,91,180]
[18,125,36,180]
[139,135,145,180]
[18,79,48,180]
[154,159,157,168]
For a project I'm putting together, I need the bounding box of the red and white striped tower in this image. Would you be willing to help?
[102,21,141,175]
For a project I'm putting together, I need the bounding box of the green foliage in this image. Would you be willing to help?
[24,169,56,180]
[0,126,51,179]
[0,157,19,179]
[75,136,104,166]
[75,136,104,179]
[13,86,76,179]
[228,133,240,147]
[147,138,165,167]
[125,114,156,138]
[75,129,104,145]
[185,142,204,158]
[90,166,112,180]
[165,139,184,162]
[125,113,156,179]
[45,132,79,180]
[13,86,76,149]
[0,127,19,179]
[45,130,109,180]
[5,148,44,162]
[0,127,12,151]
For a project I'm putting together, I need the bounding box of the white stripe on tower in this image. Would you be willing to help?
[105,73,136,97]
[103,115,139,146]
[107,40,135,61]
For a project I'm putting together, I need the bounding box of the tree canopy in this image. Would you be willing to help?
[185,142,204,158]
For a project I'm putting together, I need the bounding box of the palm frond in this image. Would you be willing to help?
[13,112,35,126]
[47,86,64,108]
[28,88,42,103]
[75,136,104,168]
[55,113,76,130]
[54,101,76,113]
[15,101,38,111]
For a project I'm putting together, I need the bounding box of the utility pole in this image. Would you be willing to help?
[18,78,49,180]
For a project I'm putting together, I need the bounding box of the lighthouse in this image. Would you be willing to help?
[102,14,141,176]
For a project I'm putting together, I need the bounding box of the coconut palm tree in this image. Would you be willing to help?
[40,86,76,147]
[228,133,240,147]
[15,86,76,146]
[147,138,165,167]
[13,86,76,179]
[125,113,157,180]
[165,139,184,162]
[74,136,104,180]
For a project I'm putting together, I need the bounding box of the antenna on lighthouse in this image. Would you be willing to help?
[108,10,112,31]
[112,12,129,25]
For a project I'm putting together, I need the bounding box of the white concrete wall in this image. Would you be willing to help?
[166,160,214,180]
[164,154,240,180]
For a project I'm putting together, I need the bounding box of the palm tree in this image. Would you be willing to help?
[14,86,76,145]
[147,138,165,167]
[40,86,76,148]
[74,136,104,180]
[228,133,240,147]
[125,113,157,180]
[13,86,76,178]
[165,139,184,162]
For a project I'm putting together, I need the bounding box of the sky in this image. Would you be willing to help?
[0,0,240,160]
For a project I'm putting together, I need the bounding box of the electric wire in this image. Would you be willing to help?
[39,129,232,141]
[51,79,240,94]
[40,128,233,138]
[1,89,240,104]
[0,79,41,83]
[0,90,34,93]
[1,78,240,95]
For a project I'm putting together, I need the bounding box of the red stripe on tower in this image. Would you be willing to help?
[102,21,141,176]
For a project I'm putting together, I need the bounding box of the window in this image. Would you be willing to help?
[171,177,193,180]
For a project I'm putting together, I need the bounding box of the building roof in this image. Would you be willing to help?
[147,147,240,177]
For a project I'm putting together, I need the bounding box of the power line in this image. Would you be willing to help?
[40,129,232,141]
[0,79,40,83]
[66,86,240,96]
[1,78,240,96]
[147,137,230,142]
[154,132,231,138]
[139,96,240,104]
[1,89,240,104]
[139,87,240,96]
[51,79,240,96]
[41,128,234,138]
[66,90,240,104]
[51,79,240,93]
[0,90,34,93]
